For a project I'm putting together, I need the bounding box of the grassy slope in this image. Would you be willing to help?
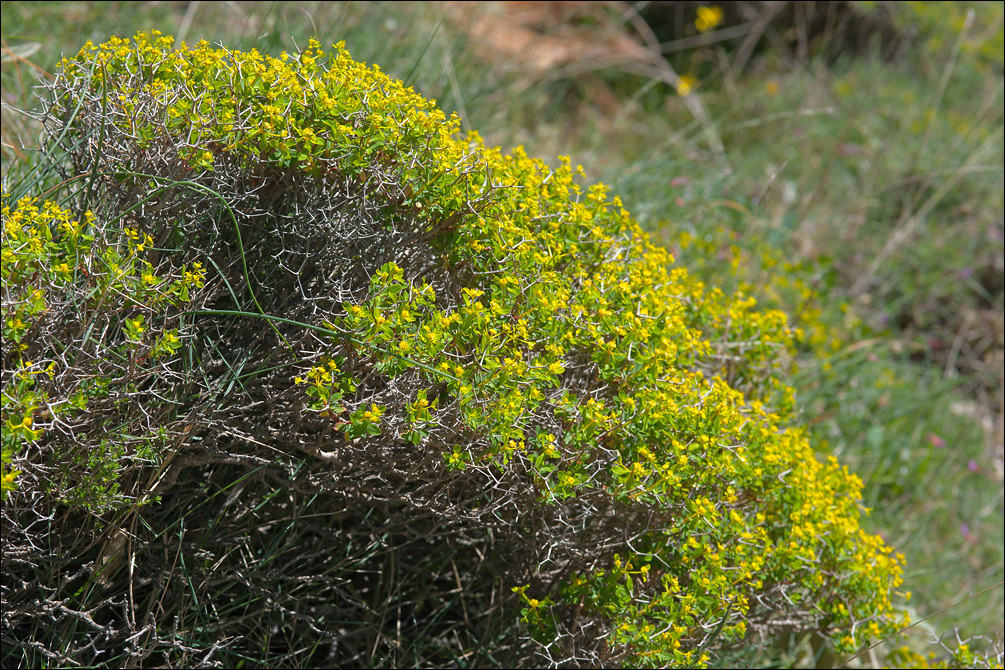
[2,1,1001,666]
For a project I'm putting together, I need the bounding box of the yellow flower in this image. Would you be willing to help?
[695,6,724,33]
[677,76,698,97]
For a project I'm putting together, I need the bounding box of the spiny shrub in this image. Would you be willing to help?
[2,32,907,667]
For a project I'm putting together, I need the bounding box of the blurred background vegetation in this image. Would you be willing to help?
[2,1,1001,666]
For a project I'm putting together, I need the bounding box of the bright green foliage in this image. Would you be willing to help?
[888,640,1005,669]
[1,196,204,509]
[4,32,914,667]
[57,31,484,216]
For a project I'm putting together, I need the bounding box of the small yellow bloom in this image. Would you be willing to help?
[677,76,697,97]
[695,6,724,33]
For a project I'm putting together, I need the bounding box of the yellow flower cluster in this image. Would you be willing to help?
[2,195,205,505]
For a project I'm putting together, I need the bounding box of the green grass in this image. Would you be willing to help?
[2,1,1002,666]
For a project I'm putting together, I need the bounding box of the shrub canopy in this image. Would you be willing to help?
[1,32,906,667]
